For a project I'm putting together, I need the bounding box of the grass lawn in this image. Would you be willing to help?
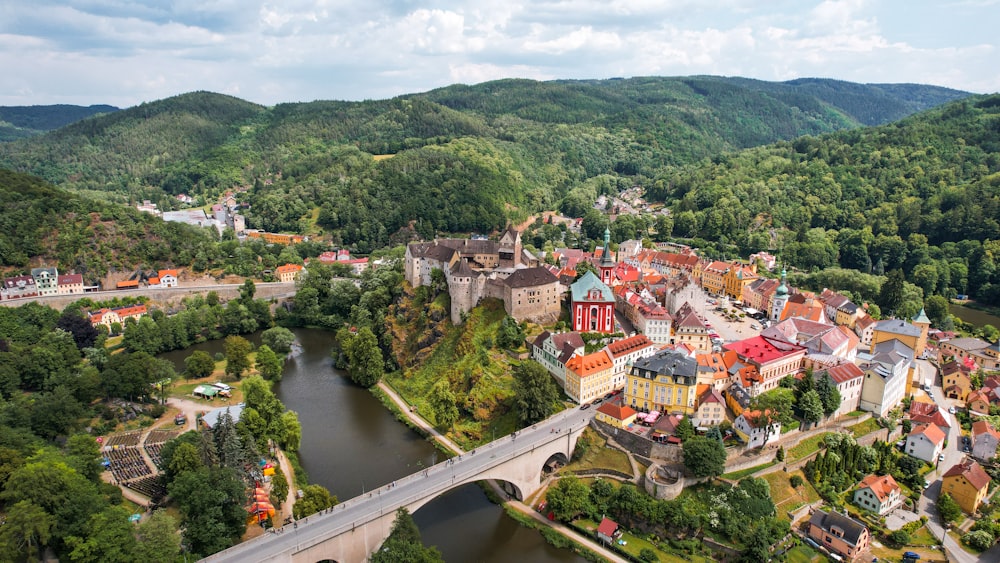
[784,544,821,563]
[170,380,245,405]
[574,519,713,563]
[847,417,882,438]
[721,461,776,481]
[562,428,633,476]
[788,432,833,462]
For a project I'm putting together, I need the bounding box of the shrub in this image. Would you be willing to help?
[962,530,996,551]
[887,530,910,548]
[790,475,803,488]
[639,547,659,562]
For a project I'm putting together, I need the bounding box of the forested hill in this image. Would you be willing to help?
[646,94,1000,306]
[0,103,119,142]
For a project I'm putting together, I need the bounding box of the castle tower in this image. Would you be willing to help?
[598,227,616,286]
[771,268,789,322]
[448,261,476,324]
[911,307,931,357]
[498,227,522,268]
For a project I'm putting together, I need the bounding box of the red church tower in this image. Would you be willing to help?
[597,227,616,286]
[571,270,616,333]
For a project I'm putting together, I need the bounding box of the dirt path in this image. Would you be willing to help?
[166,396,212,432]
[275,448,297,524]
[376,382,463,454]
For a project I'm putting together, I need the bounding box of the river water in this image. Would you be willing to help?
[948,302,1000,330]
[160,328,585,562]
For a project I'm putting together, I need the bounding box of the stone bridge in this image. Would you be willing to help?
[201,409,592,563]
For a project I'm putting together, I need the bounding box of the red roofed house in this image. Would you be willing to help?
[673,302,712,353]
[693,385,726,427]
[967,389,991,416]
[565,351,614,405]
[853,474,902,515]
[942,459,992,514]
[275,263,304,283]
[724,335,806,396]
[596,517,620,544]
[157,269,179,288]
[603,335,658,390]
[89,308,121,329]
[909,401,951,430]
[115,304,148,324]
[531,331,585,385]
[733,409,781,448]
[904,422,946,463]
[595,403,638,429]
[814,362,865,417]
[57,274,84,295]
[971,420,1000,461]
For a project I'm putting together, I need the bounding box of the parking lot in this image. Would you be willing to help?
[699,300,766,344]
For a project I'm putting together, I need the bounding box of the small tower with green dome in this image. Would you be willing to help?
[771,268,789,322]
[598,227,616,285]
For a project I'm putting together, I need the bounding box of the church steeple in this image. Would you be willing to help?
[771,266,789,322]
[598,227,615,284]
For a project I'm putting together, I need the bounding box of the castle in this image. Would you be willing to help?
[405,228,562,324]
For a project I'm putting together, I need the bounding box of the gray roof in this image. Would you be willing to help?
[201,403,245,428]
[809,510,868,548]
[874,319,922,338]
[503,266,558,288]
[630,349,698,383]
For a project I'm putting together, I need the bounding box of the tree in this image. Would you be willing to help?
[428,379,459,429]
[255,344,284,381]
[815,373,842,416]
[545,474,591,521]
[262,326,296,354]
[184,350,216,379]
[639,547,659,562]
[962,530,995,551]
[938,492,963,524]
[56,309,99,350]
[239,279,257,303]
[799,390,825,424]
[682,435,726,478]
[344,327,383,387]
[169,466,247,556]
[293,484,336,519]
[925,295,951,327]
[878,269,906,316]
[574,260,598,281]
[65,433,102,482]
[65,506,140,563]
[122,316,163,354]
[224,335,253,379]
[280,410,302,452]
[135,510,182,563]
[496,316,525,350]
[775,445,785,462]
[166,441,203,485]
[512,360,560,424]
[0,500,53,562]
[370,508,444,563]
[270,465,289,508]
[675,416,696,442]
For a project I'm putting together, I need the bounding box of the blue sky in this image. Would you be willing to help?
[1,0,998,107]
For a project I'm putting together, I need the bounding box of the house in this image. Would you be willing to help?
[854,314,877,346]
[904,422,946,463]
[967,389,991,416]
[733,410,781,449]
[495,266,562,324]
[626,348,699,415]
[530,331,585,385]
[723,261,758,302]
[807,509,871,561]
[700,261,729,296]
[938,337,1000,370]
[31,267,58,296]
[813,362,865,418]
[596,517,620,544]
[603,335,658,390]
[157,269,179,288]
[114,304,148,324]
[909,401,951,430]
[859,339,914,417]
[779,292,828,324]
[941,360,973,402]
[275,264,303,283]
[89,308,122,329]
[692,385,726,428]
[673,302,712,353]
[570,271,616,333]
[872,318,928,359]
[2,275,38,300]
[565,351,615,405]
[942,458,992,515]
[56,274,84,295]
[595,403,638,429]
[972,420,1000,461]
[743,278,780,316]
[853,474,902,515]
[723,335,806,395]
[762,317,859,361]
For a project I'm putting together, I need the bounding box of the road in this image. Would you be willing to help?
[202,408,595,562]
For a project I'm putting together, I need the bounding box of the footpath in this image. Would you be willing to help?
[376,381,628,563]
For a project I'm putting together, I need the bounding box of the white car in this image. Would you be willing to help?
[949,406,957,414]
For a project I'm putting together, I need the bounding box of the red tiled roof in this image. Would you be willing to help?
[596,403,637,421]
[158,269,178,278]
[821,362,865,384]
[943,459,991,491]
[909,401,951,429]
[605,335,655,358]
[910,422,946,445]
[972,420,1000,440]
[566,351,613,378]
[724,335,805,365]
[275,264,303,274]
[57,274,83,285]
[857,474,900,502]
[597,517,618,537]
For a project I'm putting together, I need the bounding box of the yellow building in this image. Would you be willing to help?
[723,262,758,302]
[625,348,699,415]
[275,263,303,283]
[701,261,728,296]
[942,459,992,515]
[594,403,638,428]
[871,318,927,358]
[565,351,615,405]
[941,361,972,402]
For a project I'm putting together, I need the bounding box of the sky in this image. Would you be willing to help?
[1,0,998,108]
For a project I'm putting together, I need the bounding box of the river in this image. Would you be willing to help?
[160,328,585,562]
[949,302,1000,330]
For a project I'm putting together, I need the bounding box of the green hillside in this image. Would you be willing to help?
[646,94,1000,307]
[0,103,119,142]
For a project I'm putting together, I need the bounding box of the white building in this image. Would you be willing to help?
[905,422,946,463]
[603,334,658,390]
[859,339,913,417]
[734,410,781,449]
[530,331,585,385]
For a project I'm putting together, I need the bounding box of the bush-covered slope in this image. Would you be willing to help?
[0,104,119,142]
[647,94,1000,305]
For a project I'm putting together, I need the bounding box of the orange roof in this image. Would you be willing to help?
[857,474,900,502]
[596,403,637,421]
[275,264,303,274]
[148,277,160,285]
[565,350,613,377]
[605,335,654,357]
[943,459,991,491]
[114,304,147,317]
[972,420,1000,440]
[116,280,139,288]
[910,422,946,445]
[158,269,178,278]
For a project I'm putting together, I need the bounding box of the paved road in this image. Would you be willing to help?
[202,408,595,562]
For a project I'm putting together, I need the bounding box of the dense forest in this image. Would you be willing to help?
[0,78,967,246]
[0,104,118,142]
[645,95,1000,306]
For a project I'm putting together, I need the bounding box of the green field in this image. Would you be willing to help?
[788,433,833,462]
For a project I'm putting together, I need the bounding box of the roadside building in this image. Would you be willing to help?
[942,458,992,515]
[625,348,699,415]
[530,331,585,385]
[971,420,1000,461]
[904,422,946,463]
[57,273,84,295]
[603,335,658,391]
[853,474,902,516]
[31,267,58,296]
[733,410,781,449]
[806,509,871,561]
[723,335,806,396]
[594,403,638,429]
[565,351,615,405]
[859,339,914,417]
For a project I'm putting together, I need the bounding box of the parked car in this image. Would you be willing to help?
[174,413,187,426]
[580,403,591,410]
[938,454,946,462]
[949,406,957,414]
